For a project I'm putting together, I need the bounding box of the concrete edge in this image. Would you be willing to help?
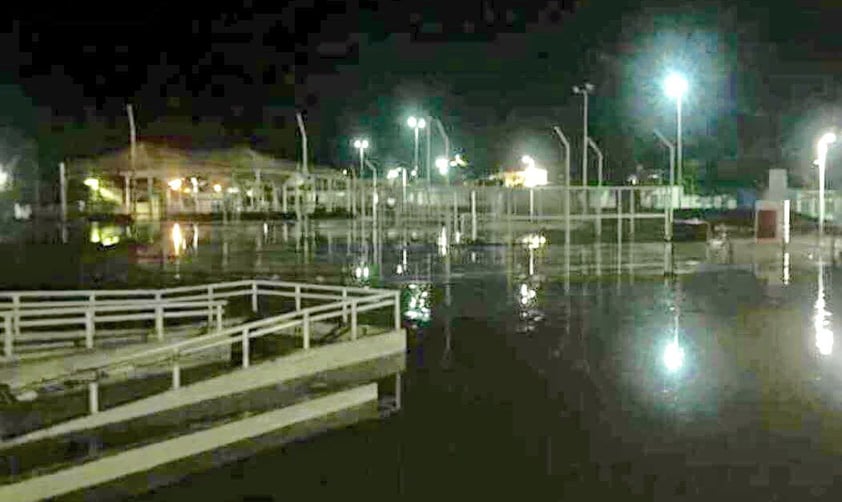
[0,383,378,502]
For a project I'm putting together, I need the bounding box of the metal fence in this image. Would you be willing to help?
[0,279,401,420]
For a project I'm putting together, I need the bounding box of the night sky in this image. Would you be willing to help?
[3,1,842,191]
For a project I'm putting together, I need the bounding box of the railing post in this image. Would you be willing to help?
[351,301,358,340]
[294,285,302,311]
[207,285,214,325]
[303,311,310,349]
[85,294,95,349]
[11,294,20,343]
[172,350,181,390]
[155,292,164,341]
[216,304,223,331]
[3,313,12,358]
[393,292,401,330]
[342,288,348,323]
[88,381,99,414]
[251,281,259,313]
[395,373,402,411]
[242,328,250,368]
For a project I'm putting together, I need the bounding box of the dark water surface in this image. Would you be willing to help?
[4,221,842,500]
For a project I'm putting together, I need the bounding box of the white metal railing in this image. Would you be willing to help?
[3,279,402,421]
[0,280,397,359]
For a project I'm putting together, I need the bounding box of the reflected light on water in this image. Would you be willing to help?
[437,226,448,256]
[783,252,791,285]
[519,283,537,306]
[663,340,685,373]
[815,261,833,356]
[171,223,186,256]
[405,283,431,322]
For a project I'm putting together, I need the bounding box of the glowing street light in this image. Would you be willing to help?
[213,183,222,193]
[817,131,837,240]
[663,72,688,182]
[167,178,183,191]
[663,339,685,373]
[435,156,449,176]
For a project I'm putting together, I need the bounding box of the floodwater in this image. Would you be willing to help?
[3,219,842,500]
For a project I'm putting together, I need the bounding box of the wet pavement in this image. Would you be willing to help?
[3,220,842,500]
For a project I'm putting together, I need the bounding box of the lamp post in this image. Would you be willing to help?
[654,129,676,245]
[573,83,594,186]
[817,132,837,241]
[407,117,427,180]
[353,138,369,217]
[663,73,688,184]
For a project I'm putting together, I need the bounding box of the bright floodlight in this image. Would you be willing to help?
[407,116,417,128]
[435,156,449,175]
[418,118,426,129]
[213,184,222,193]
[663,340,685,372]
[353,139,361,148]
[819,132,837,150]
[664,73,689,100]
[167,178,183,191]
[521,155,535,167]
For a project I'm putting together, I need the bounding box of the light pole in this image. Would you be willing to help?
[573,83,594,186]
[817,132,837,241]
[353,138,369,217]
[407,116,427,179]
[663,73,688,185]
[654,129,676,243]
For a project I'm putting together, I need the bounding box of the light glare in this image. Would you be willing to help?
[664,73,689,100]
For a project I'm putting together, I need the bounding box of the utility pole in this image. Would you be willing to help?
[573,83,594,186]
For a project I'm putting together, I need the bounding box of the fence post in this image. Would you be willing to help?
[351,301,358,340]
[172,350,181,390]
[207,285,214,325]
[251,281,259,313]
[617,190,623,246]
[3,314,12,358]
[393,292,401,330]
[303,311,310,349]
[471,190,477,241]
[342,288,349,323]
[216,304,223,331]
[155,292,164,341]
[294,285,302,311]
[88,381,99,414]
[11,294,20,342]
[85,294,95,349]
[242,328,250,368]
[395,373,402,411]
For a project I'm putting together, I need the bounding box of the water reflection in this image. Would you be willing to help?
[815,259,833,356]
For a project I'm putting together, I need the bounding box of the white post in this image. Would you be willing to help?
[207,285,214,325]
[351,301,358,340]
[282,185,289,213]
[216,304,223,331]
[395,373,402,410]
[529,188,535,222]
[11,295,20,342]
[303,311,310,349]
[242,328,250,368]
[617,190,623,246]
[3,314,12,358]
[85,294,95,349]
[88,381,99,414]
[471,190,477,241]
[251,281,259,313]
[295,284,302,311]
[59,162,68,243]
[155,292,164,341]
[342,287,349,322]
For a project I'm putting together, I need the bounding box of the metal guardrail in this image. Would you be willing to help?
[1,279,402,420]
[0,280,395,359]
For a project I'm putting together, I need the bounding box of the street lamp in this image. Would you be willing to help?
[663,72,688,183]
[407,116,426,182]
[817,131,837,240]
[573,83,594,186]
[352,138,370,217]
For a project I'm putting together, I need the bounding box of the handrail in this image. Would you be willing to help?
[5,283,400,394]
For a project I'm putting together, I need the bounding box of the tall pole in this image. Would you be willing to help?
[413,128,420,178]
[676,97,683,185]
[574,83,593,186]
[552,126,571,252]
[426,116,432,186]
[654,129,675,242]
[59,161,67,224]
[820,156,826,240]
